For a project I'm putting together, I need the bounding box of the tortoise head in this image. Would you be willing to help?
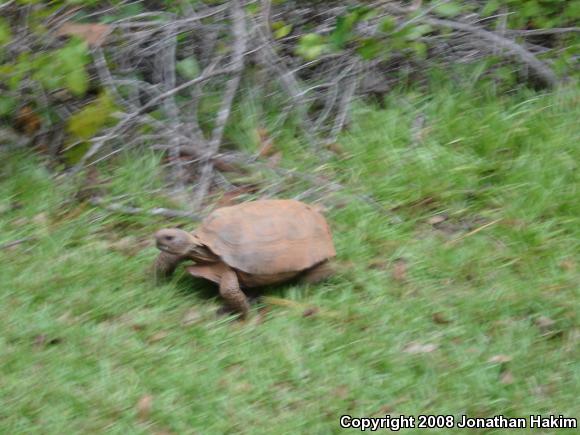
[155,228,199,256]
[154,228,215,261]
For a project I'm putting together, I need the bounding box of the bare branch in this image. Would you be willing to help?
[193,0,248,207]
[156,24,187,190]
[423,17,560,88]
[507,27,580,36]
[256,0,320,146]
[325,61,360,142]
[71,61,233,173]
[89,197,201,220]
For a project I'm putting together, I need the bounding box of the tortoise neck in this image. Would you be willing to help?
[189,245,219,263]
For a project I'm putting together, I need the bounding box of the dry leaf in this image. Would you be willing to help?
[15,106,41,135]
[216,189,245,208]
[257,127,277,157]
[148,331,169,343]
[12,217,30,227]
[499,370,514,385]
[108,236,137,255]
[33,335,62,348]
[181,308,202,326]
[325,142,345,156]
[432,312,451,324]
[368,259,388,270]
[137,394,153,420]
[302,307,319,318]
[75,167,104,201]
[427,214,447,225]
[403,342,438,354]
[211,157,246,173]
[391,258,408,282]
[32,213,48,226]
[487,354,512,364]
[33,334,48,348]
[233,382,253,393]
[564,328,580,352]
[257,127,275,157]
[267,151,283,168]
[56,23,111,47]
[534,315,559,337]
[333,385,349,399]
[559,259,575,272]
[253,306,270,325]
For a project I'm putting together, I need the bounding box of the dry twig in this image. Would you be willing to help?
[0,237,36,250]
[89,197,200,220]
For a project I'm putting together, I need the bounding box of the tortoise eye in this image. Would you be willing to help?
[163,235,174,242]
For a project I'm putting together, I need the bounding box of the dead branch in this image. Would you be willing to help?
[327,62,360,143]
[156,24,187,190]
[256,0,320,147]
[507,27,580,36]
[89,197,200,220]
[314,59,359,130]
[193,0,248,207]
[71,61,233,173]
[0,128,29,149]
[423,17,560,88]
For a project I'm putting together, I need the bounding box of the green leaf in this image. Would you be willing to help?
[482,0,501,17]
[434,2,463,18]
[330,14,357,49]
[31,38,90,95]
[356,38,383,60]
[405,24,433,40]
[101,3,146,23]
[0,96,16,116]
[296,34,328,60]
[0,19,11,45]
[379,16,397,33]
[495,66,515,83]
[66,68,89,96]
[347,5,374,20]
[176,57,200,79]
[63,142,90,165]
[67,93,117,139]
[564,2,580,20]
[521,1,541,18]
[245,3,260,15]
[411,41,428,59]
[273,22,293,39]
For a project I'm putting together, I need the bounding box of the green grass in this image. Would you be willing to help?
[1,83,579,434]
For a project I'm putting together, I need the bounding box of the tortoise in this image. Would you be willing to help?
[153,199,335,319]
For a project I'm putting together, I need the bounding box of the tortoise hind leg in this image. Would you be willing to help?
[219,267,250,319]
[300,260,335,284]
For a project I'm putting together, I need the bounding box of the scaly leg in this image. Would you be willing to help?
[219,267,250,319]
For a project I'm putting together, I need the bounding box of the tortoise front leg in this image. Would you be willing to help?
[153,252,185,282]
[219,267,250,320]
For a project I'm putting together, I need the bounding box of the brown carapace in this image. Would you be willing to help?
[154,199,336,319]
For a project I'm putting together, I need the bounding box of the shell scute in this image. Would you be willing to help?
[195,200,335,275]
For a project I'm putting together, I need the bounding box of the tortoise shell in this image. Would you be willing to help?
[194,199,335,275]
